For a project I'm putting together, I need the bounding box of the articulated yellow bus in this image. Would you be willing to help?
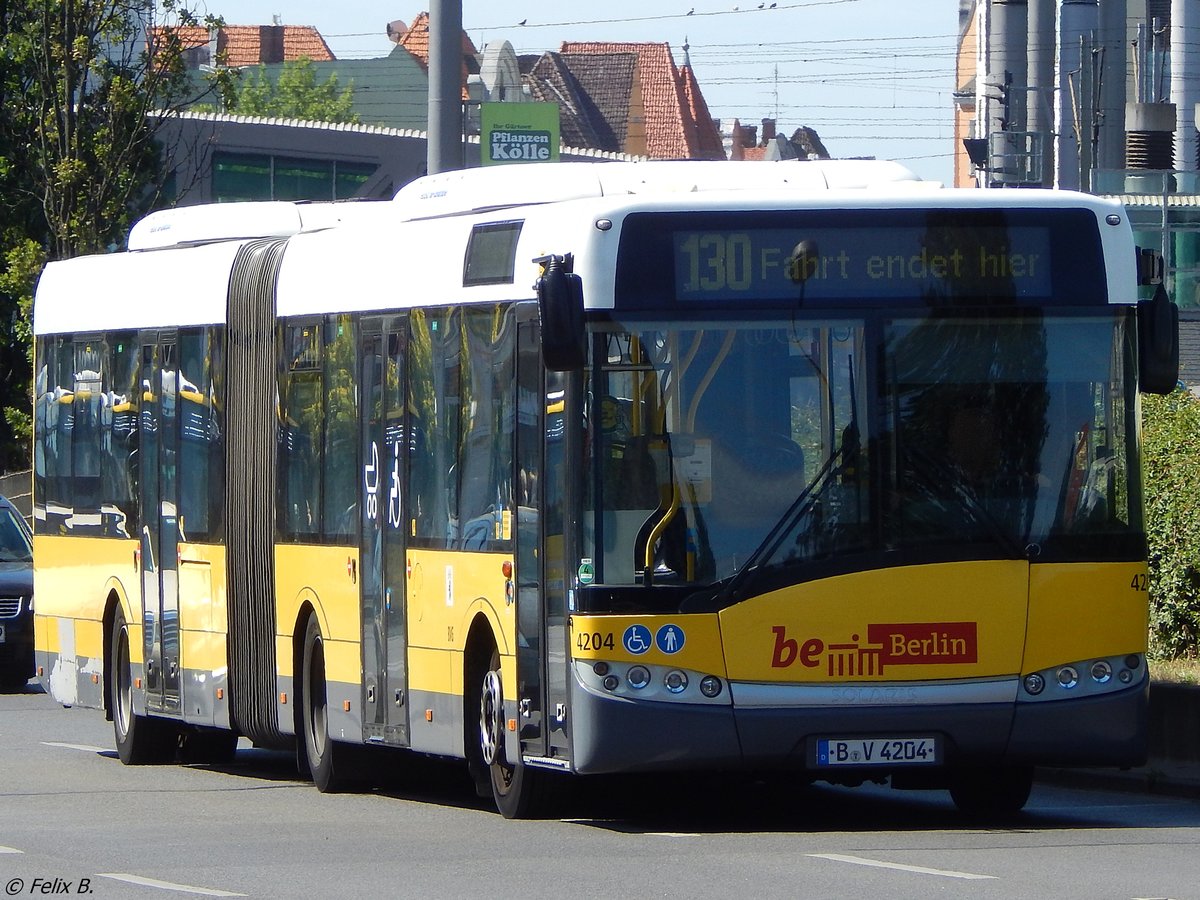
[33,160,1176,817]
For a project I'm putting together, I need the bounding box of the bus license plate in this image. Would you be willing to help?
[816,737,937,767]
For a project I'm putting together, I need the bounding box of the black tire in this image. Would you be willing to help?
[476,646,548,819]
[110,606,176,764]
[301,615,346,792]
[949,765,1034,818]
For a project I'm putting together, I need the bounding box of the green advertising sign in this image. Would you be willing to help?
[481,102,561,166]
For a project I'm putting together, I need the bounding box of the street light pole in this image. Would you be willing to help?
[428,0,463,174]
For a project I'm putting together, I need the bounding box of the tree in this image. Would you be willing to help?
[225,57,359,124]
[0,0,230,469]
[10,0,232,258]
[1143,389,1200,658]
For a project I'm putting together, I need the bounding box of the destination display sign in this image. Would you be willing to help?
[615,208,1107,308]
[673,225,1052,302]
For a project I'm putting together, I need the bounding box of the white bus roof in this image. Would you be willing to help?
[390,159,931,220]
[127,199,395,251]
[35,160,1139,335]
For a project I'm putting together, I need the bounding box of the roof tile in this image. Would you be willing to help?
[151,24,334,67]
[559,41,723,160]
[398,12,479,100]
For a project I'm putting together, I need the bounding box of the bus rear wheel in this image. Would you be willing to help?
[301,615,346,792]
[477,647,546,819]
[949,765,1033,818]
[110,606,175,764]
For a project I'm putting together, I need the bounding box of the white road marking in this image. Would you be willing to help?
[808,853,997,880]
[97,874,246,897]
[0,846,22,854]
[41,741,107,753]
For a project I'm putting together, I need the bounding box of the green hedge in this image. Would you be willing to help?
[1143,389,1200,658]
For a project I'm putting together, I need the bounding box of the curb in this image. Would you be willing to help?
[1037,763,1200,800]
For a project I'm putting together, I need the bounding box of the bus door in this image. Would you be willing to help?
[514,310,571,764]
[359,325,409,745]
[138,334,181,715]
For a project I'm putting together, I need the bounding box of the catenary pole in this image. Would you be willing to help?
[428,0,464,173]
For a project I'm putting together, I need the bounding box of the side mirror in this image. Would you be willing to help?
[1137,282,1179,395]
[535,254,586,372]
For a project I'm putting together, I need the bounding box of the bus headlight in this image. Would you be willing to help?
[1090,660,1113,684]
[1020,653,1143,703]
[627,666,650,689]
[699,675,722,698]
[664,670,688,693]
[1056,666,1079,689]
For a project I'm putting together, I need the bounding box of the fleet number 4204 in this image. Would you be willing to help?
[576,631,615,652]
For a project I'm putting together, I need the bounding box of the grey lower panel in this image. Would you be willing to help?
[276,673,295,736]
[325,680,362,744]
[407,689,464,758]
[1008,677,1149,767]
[181,667,231,730]
[38,647,106,712]
[570,676,742,775]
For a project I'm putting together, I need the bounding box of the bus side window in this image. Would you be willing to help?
[279,322,323,540]
[322,314,358,543]
[457,306,517,551]
[407,308,459,548]
[107,334,139,538]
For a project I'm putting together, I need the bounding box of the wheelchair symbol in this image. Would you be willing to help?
[622,624,652,655]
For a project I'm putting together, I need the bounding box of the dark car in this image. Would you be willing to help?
[0,496,33,690]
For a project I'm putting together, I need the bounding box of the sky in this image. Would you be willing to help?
[176,0,960,183]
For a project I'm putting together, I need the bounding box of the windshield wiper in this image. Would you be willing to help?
[903,446,1026,558]
[702,426,859,609]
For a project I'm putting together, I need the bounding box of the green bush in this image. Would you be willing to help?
[1142,389,1200,658]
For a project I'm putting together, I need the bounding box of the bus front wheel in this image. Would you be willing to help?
[110,606,175,764]
[477,646,546,819]
[948,765,1033,818]
[301,615,347,792]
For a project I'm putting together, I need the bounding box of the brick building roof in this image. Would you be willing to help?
[525,52,638,154]
[152,25,334,67]
[678,57,725,160]
[559,41,725,160]
[395,12,480,101]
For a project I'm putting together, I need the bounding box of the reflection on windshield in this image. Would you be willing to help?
[581,313,1140,609]
[584,319,867,589]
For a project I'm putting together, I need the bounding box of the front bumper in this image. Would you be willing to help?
[568,668,1149,775]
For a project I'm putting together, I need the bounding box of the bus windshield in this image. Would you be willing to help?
[579,310,1141,612]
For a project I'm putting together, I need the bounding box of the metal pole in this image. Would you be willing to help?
[428,0,464,174]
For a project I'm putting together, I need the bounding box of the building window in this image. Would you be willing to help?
[213,151,375,202]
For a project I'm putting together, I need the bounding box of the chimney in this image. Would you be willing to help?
[387,20,408,43]
[761,118,776,144]
[260,24,285,64]
[1126,101,1177,170]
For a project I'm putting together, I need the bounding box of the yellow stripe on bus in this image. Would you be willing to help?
[1024,561,1149,673]
[720,560,1029,682]
[275,544,361,645]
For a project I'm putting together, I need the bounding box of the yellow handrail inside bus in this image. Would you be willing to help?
[644,478,682,574]
[686,330,736,432]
